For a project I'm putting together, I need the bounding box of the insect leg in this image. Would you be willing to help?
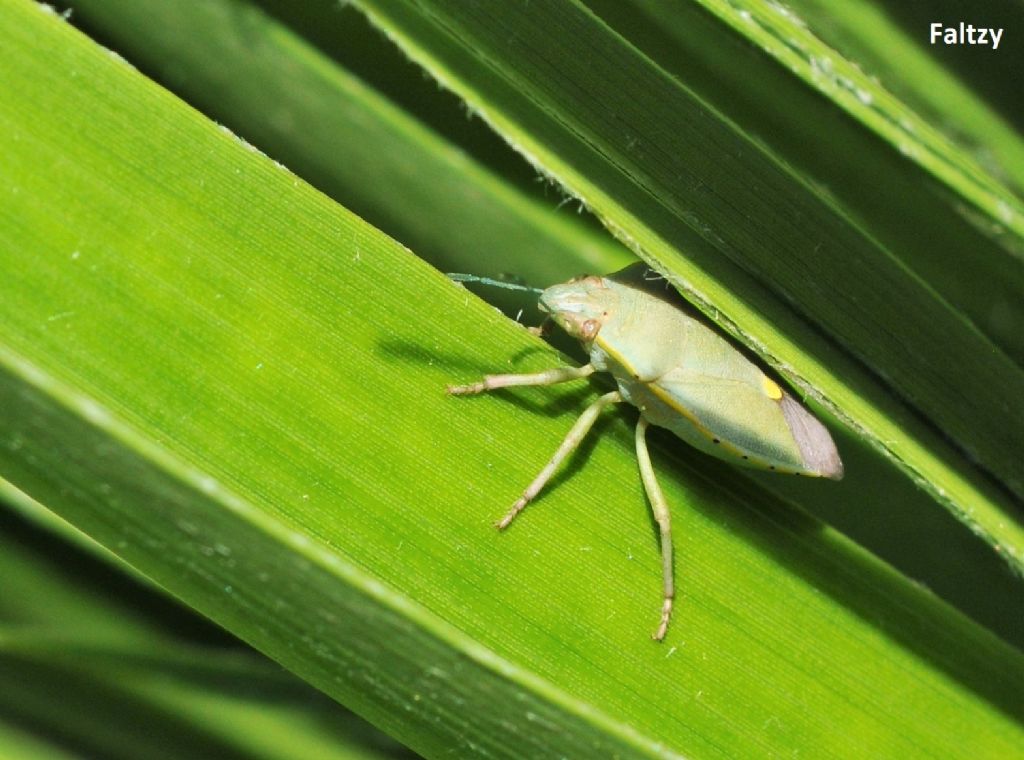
[497,390,623,530]
[448,363,594,396]
[635,417,674,642]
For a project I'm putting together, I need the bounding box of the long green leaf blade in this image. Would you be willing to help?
[0,483,414,759]
[58,0,1024,649]
[586,0,1024,361]
[3,3,1024,757]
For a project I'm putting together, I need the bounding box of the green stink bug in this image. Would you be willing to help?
[449,263,842,641]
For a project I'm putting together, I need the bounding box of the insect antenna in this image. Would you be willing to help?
[446,273,544,295]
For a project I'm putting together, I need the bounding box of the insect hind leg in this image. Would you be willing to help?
[635,417,675,642]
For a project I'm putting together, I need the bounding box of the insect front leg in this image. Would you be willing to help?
[635,417,675,642]
[497,390,623,530]
[447,363,595,396]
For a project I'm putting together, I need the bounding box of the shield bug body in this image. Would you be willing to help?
[449,263,842,640]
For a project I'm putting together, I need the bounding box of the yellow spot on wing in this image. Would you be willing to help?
[761,375,783,400]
